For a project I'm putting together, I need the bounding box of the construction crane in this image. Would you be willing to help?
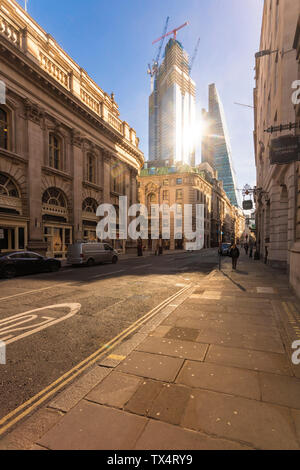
[189,37,200,73]
[147,17,169,92]
[152,21,189,45]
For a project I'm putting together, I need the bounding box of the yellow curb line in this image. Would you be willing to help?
[0,284,192,437]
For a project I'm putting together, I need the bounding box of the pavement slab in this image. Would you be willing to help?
[259,373,300,409]
[134,419,253,450]
[176,361,260,400]
[38,401,148,450]
[195,327,285,354]
[136,336,209,361]
[165,327,200,342]
[181,389,300,450]
[116,351,184,382]
[125,380,164,416]
[147,384,191,425]
[49,365,111,413]
[86,371,142,409]
[205,345,293,376]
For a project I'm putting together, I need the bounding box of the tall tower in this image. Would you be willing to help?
[202,83,240,207]
[148,39,196,167]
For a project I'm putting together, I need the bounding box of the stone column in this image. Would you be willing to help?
[71,129,83,242]
[26,102,47,254]
[103,153,111,204]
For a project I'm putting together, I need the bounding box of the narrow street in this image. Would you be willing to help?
[0,249,217,420]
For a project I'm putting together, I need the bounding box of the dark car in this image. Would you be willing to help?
[218,243,232,256]
[0,251,61,278]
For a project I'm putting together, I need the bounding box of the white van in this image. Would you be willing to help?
[67,242,118,266]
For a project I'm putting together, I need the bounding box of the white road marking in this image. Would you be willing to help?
[0,285,65,302]
[90,269,125,279]
[0,303,81,345]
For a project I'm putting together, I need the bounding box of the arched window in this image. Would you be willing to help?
[42,187,66,208]
[0,173,19,198]
[49,134,61,170]
[82,197,98,213]
[0,107,8,150]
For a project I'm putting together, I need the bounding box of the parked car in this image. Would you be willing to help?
[67,242,118,266]
[218,243,232,256]
[0,251,61,278]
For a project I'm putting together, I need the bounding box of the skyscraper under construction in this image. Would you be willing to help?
[202,83,239,207]
[148,38,196,167]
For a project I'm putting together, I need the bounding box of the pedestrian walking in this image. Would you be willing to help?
[244,242,249,255]
[249,241,253,259]
[137,237,143,257]
[230,243,240,270]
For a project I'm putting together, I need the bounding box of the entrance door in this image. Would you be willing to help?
[44,225,72,258]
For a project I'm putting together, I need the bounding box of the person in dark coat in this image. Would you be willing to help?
[230,243,240,270]
[137,237,143,257]
[244,242,249,255]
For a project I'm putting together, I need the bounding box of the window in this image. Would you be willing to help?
[0,107,8,150]
[163,190,169,201]
[42,187,66,207]
[163,179,169,186]
[87,153,96,184]
[176,178,182,185]
[49,134,61,170]
[176,189,183,200]
[0,173,19,198]
[111,163,124,194]
[82,197,98,213]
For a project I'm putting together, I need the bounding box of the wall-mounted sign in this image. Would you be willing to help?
[270,135,300,165]
[243,200,253,210]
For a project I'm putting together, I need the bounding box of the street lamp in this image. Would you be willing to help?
[255,49,278,59]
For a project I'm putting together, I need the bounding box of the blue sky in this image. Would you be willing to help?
[17,0,263,191]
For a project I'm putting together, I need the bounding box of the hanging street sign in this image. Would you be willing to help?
[270,135,300,165]
[243,200,253,211]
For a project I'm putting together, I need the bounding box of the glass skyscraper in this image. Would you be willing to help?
[202,84,240,207]
[149,39,196,167]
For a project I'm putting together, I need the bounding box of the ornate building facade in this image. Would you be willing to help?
[254,0,299,293]
[0,0,143,258]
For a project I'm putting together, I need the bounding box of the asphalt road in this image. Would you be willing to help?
[0,249,218,420]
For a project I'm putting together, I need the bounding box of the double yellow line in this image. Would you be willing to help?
[0,284,192,437]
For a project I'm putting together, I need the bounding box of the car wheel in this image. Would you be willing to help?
[3,266,16,279]
[87,258,95,267]
[49,263,60,272]
[112,256,118,264]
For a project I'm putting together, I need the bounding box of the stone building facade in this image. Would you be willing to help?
[0,0,143,258]
[139,166,212,251]
[254,0,299,286]
[291,14,300,295]
[138,163,243,251]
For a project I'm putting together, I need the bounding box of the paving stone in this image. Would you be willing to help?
[149,325,172,337]
[165,327,200,342]
[291,409,300,443]
[148,384,191,425]
[260,373,300,409]
[196,327,285,354]
[116,351,184,382]
[38,401,148,450]
[86,371,142,408]
[134,419,252,450]
[0,408,64,450]
[181,389,299,450]
[206,345,293,376]
[125,380,164,416]
[176,361,260,400]
[49,366,111,412]
[136,336,208,361]
[173,317,280,338]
